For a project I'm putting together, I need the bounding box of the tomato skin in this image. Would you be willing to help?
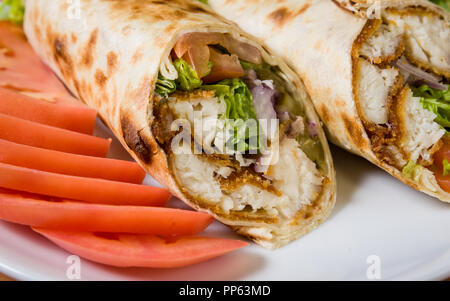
[33,228,248,268]
[182,45,211,78]
[0,163,170,206]
[0,87,96,134]
[0,139,146,184]
[0,113,110,157]
[0,188,212,235]
[173,32,262,65]
[433,143,450,192]
[202,47,245,83]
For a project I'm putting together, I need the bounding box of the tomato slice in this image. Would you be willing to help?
[173,32,222,59]
[0,139,146,183]
[433,142,450,192]
[0,188,212,235]
[182,45,211,78]
[0,112,110,157]
[0,22,81,105]
[173,32,261,65]
[202,47,245,83]
[33,228,248,268]
[0,163,170,206]
[0,87,97,134]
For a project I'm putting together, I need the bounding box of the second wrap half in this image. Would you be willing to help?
[209,0,450,202]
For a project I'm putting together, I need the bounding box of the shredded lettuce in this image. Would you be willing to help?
[155,74,176,98]
[203,79,261,152]
[155,59,212,96]
[198,0,208,4]
[429,0,450,10]
[173,58,203,91]
[154,63,261,152]
[443,159,450,176]
[0,0,24,24]
[412,84,450,129]
[297,133,324,166]
[402,160,424,180]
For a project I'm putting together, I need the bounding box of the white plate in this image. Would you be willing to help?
[0,119,449,281]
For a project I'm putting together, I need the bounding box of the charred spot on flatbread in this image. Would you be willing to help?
[80,28,98,69]
[342,113,368,150]
[318,104,332,124]
[94,69,108,88]
[106,51,118,75]
[121,113,152,163]
[267,7,291,28]
[267,4,310,28]
[70,33,78,43]
[52,35,74,79]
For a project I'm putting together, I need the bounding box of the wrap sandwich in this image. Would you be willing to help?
[23,0,336,249]
[209,0,450,202]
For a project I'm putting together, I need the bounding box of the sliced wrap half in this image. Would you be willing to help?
[209,0,450,202]
[23,0,336,249]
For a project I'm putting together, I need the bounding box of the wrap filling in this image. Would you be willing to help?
[152,32,327,219]
[353,8,450,194]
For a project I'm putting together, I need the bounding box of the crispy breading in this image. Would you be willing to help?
[168,89,216,102]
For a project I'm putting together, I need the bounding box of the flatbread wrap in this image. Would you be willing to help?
[208,0,450,202]
[23,0,336,249]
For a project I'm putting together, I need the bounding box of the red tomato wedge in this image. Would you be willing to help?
[173,32,261,65]
[0,188,211,235]
[433,143,450,192]
[33,228,248,268]
[182,45,211,78]
[0,163,170,206]
[203,47,245,83]
[0,21,79,105]
[0,139,146,183]
[0,112,110,157]
[0,87,97,134]
[174,32,221,59]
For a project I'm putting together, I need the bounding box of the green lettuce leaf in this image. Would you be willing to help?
[402,160,425,180]
[429,0,450,10]
[443,159,450,176]
[203,78,261,153]
[412,84,450,129]
[174,58,203,91]
[155,74,176,97]
[0,0,24,24]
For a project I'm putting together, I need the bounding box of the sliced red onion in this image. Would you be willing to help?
[252,85,276,120]
[251,79,274,90]
[307,122,319,137]
[395,56,446,90]
[251,81,278,141]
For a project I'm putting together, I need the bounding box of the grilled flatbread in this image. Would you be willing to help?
[209,0,450,202]
[24,0,336,248]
